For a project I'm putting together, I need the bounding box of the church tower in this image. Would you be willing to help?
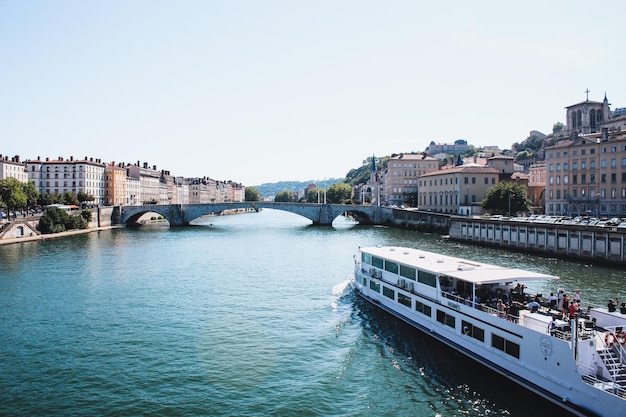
[564,90,610,135]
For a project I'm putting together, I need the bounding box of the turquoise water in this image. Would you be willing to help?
[1,209,623,416]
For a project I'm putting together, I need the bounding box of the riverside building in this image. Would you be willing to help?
[545,93,626,216]
[0,155,27,183]
[381,153,439,207]
[26,156,106,206]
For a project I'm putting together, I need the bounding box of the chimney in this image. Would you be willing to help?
[143,162,148,168]
[70,156,74,161]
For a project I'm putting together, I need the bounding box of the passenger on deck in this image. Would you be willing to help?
[509,301,523,321]
[574,289,582,303]
[621,302,626,315]
[548,316,558,337]
[557,289,564,311]
[527,298,540,313]
[608,299,617,313]
[547,292,558,310]
[568,301,579,318]
[497,299,507,318]
[562,294,570,319]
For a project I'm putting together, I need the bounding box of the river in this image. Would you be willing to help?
[1,209,624,416]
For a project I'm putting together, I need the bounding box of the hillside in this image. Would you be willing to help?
[251,179,343,198]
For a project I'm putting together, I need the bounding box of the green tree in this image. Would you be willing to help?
[38,193,62,206]
[326,182,352,203]
[306,188,322,203]
[22,181,40,214]
[245,187,261,201]
[80,209,93,222]
[63,192,79,205]
[77,191,95,206]
[553,122,565,134]
[274,190,295,202]
[462,145,478,158]
[481,182,530,216]
[38,206,87,234]
[0,177,27,219]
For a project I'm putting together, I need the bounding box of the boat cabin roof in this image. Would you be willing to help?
[360,246,559,285]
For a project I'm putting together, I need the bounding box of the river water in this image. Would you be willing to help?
[1,209,624,417]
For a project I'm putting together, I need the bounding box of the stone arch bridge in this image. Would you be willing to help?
[115,202,392,227]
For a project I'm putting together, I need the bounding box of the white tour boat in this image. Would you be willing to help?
[350,245,626,417]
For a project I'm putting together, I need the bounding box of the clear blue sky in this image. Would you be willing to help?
[1,1,625,186]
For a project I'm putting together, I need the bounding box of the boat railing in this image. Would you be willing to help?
[578,361,626,399]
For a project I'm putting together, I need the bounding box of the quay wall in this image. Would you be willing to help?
[449,217,626,265]
[390,209,450,233]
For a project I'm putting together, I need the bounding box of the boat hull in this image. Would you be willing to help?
[350,260,625,417]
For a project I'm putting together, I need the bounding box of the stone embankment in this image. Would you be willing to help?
[449,216,626,266]
[0,206,118,246]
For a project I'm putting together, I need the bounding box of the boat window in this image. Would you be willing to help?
[382,286,394,300]
[384,261,399,274]
[356,274,366,285]
[418,270,437,287]
[371,256,384,269]
[436,309,456,328]
[415,301,432,317]
[462,321,484,342]
[361,252,372,265]
[369,280,380,292]
[400,265,416,280]
[492,334,520,359]
[398,293,411,308]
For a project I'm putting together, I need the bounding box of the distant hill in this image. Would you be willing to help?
[251,179,344,198]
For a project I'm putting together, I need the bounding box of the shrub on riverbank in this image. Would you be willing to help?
[38,207,88,234]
